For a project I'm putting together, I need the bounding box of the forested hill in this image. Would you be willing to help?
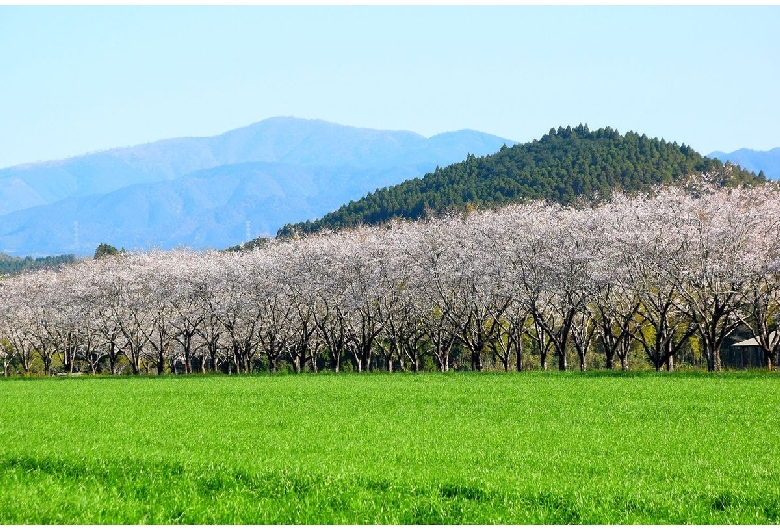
[277,125,765,238]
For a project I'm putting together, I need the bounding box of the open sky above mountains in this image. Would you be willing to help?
[1,6,778,170]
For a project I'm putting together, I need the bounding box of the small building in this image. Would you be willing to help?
[724,333,775,369]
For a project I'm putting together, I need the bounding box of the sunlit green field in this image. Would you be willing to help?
[0,372,778,524]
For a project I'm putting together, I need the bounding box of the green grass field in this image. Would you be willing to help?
[0,372,778,524]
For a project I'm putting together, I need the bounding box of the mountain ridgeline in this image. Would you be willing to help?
[0,117,514,257]
[709,147,780,181]
[277,125,765,238]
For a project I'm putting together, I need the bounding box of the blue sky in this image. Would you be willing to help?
[1,6,778,169]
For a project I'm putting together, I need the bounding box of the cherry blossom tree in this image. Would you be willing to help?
[676,187,761,371]
[3,179,780,378]
[735,184,780,369]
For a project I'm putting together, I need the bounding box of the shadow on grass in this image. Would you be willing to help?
[0,455,778,524]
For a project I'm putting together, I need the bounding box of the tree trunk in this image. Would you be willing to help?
[705,344,721,372]
[208,346,217,374]
[558,350,567,371]
[130,349,141,375]
[515,339,524,372]
[709,353,721,372]
[156,351,166,375]
[232,343,242,374]
[713,349,721,372]
[471,349,483,372]
[108,346,116,375]
[439,355,449,372]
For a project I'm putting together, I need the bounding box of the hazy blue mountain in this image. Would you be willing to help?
[0,118,513,256]
[0,159,505,256]
[0,117,512,217]
[0,138,222,216]
[708,148,780,180]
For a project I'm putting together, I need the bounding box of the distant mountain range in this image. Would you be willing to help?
[0,118,513,256]
[708,148,780,181]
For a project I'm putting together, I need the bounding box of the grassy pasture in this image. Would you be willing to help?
[0,372,778,524]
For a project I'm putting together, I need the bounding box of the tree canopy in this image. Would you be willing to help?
[94,243,120,260]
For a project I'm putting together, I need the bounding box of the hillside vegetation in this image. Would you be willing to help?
[0,253,76,276]
[278,125,764,237]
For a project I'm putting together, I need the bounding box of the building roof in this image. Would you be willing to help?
[732,331,778,348]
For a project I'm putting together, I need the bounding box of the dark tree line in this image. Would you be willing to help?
[0,253,76,276]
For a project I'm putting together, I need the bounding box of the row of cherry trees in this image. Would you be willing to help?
[2,181,780,376]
